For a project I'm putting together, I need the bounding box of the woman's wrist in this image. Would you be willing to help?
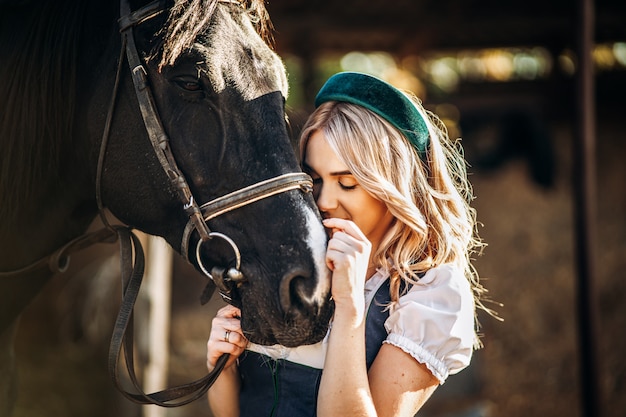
[332,301,366,328]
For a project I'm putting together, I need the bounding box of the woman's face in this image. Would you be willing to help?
[303,130,394,253]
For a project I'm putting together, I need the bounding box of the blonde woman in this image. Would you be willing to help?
[206,72,487,417]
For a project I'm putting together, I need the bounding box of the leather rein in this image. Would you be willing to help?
[0,0,313,407]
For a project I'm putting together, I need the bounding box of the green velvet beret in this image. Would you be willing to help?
[314,72,429,157]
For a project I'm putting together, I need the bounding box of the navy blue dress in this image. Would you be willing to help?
[238,278,393,417]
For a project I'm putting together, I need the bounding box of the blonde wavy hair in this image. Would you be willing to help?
[299,95,489,318]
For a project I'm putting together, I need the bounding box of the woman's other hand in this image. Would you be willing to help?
[206,305,248,372]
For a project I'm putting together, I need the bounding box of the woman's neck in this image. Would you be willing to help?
[366,264,379,280]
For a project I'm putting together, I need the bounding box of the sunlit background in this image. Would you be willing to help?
[11,2,626,417]
[282,42,626,142]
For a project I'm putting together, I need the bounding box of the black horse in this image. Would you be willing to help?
[0,0,333,413]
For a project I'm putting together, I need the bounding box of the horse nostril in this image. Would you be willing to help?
[279,269,317,315]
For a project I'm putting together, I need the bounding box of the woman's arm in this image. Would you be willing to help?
[317,297,374,417]
[207,364,241,417]
[369,344,439,416]
[318,298,438,417]
[317,218,439,417]
[317,217,374,416]
[317,302,439,417]
[206,305,247,417]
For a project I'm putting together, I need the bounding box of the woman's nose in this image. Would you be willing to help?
[315,184,336,212]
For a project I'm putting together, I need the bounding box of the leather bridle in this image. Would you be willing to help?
[1,0,314,407]
[103,0,316,407]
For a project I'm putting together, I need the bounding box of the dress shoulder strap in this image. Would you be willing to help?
[365,277,415,368]
[365,278,392,368]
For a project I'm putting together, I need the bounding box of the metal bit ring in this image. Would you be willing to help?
[195,232,242,280]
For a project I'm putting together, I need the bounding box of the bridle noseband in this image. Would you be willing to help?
[184,172,313,304]
[1,0,314,408]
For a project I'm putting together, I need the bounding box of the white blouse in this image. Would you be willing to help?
[247,263,476,384]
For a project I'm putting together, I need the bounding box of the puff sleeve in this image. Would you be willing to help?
[383,264,476,384]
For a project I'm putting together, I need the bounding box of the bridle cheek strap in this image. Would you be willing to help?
[120,0,211,241]
[105,0,218,407]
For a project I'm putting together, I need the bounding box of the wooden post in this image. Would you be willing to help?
[574,0,603,416]
[140,235,173,417]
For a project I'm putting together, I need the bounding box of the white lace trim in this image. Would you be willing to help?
[384,333,449,384]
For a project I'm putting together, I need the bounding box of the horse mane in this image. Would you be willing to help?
[0,1,84,224]
[156,0,274,68]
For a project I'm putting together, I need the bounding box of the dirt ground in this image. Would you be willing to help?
[11,111,626,417]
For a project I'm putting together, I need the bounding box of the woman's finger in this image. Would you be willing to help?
[206,306,248,371]
[323,218,368,241]
[215,304,241,319]
[206,339,246,371]
[211,324,247,347]
[326,233,353,253]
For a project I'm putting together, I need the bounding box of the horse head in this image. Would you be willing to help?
[95,0,333,347]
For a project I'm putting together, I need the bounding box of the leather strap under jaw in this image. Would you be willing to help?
[0,228,118,278]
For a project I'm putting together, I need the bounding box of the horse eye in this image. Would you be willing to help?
[173,78,202,92]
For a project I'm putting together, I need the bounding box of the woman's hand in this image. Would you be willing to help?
[323,218,372,318]
[206,305,248,372]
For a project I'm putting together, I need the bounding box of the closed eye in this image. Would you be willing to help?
[339,182,357,190]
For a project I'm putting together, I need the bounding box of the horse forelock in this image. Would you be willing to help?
[156,0,274,69]
[0,2,84,225]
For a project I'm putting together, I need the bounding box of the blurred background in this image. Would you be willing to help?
[12,0,626,416]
